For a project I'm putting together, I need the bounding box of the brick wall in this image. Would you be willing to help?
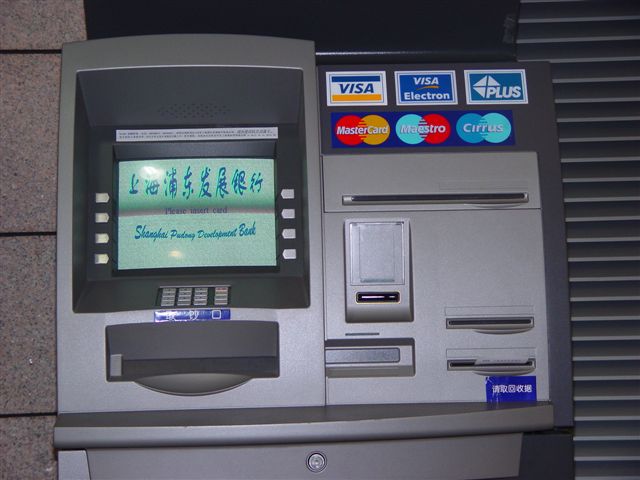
[0,2,85,478]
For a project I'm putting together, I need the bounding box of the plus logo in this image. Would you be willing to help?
[472,76,503,98]
[465,70,528,104]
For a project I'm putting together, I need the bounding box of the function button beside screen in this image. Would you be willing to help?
[94,253,109,265]
[95,233,110,244]
[214,286,229,306]
[282,228,296,240]
[282,249,297,260]
[281,208,296,220]
[280,188,295,200]
[95,193,110,203]
[95,212,110,223]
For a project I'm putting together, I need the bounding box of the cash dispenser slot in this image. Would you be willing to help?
[447,359,536,376]
[446,316,534,334]
[325,339,414,377]
[342,192,529,206]
[106,321,278,395]
[446,348,536,376]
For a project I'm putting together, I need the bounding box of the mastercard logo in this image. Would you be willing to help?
[335,115,391,146]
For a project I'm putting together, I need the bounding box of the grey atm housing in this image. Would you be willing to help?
[55,35,568,480]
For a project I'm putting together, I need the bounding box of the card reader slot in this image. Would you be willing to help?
[342,192,528,206]
[356,292,400,304]
[106,321,279,395]
[447,358,536,376]
[446,316,534,334]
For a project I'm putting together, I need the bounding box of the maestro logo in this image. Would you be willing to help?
[335,114,391,146]
[326,71,387,106]
[456,112,512,144]
[395,71,457,105]
[396,114,451,145]
[465,70,528,104]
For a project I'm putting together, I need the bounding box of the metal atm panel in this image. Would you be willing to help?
[55,35,567,480]
[322,152,549,405]
[56,36,326,414]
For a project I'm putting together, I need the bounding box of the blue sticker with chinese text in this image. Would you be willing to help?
[486,376,537,402]
[154,309,231,322]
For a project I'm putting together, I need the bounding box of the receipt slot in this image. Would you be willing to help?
[55,35,570,479]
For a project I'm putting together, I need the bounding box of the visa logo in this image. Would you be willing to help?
[326,71,387,106]
[465,70,528,104]
[414,77,440,86]
[338,83,375,94]
[395,71,457,105]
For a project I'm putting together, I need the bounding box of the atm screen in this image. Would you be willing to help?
[116,157,277,270]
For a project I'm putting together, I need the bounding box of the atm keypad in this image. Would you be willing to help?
[160,288,177,307]
[177,288,194,307]
[193,287,209,306]
[213,286,229,306]
[158,286,230,307]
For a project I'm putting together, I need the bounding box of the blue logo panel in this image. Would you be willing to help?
[465,70,528,104]
[395,71,457,105]
[485,376,537,403]
[331,110,514,148]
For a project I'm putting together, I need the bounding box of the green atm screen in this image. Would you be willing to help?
[116,158,277,270]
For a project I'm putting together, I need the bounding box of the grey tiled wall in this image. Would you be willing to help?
[1,54,59,232]
[0,1,85,478]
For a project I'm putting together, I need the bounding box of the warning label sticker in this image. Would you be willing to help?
[116,127,278,142]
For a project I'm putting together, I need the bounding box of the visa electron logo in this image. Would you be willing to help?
[395,71,457,105]
[326,71,387,106]
[465,70,528,104]
[396,114,451,145]
[335,115,390,146]
[456,113,512,144]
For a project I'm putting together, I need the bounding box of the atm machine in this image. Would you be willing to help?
[55,35,571,479]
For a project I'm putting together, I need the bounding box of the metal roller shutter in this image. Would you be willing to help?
[518,1,640,478]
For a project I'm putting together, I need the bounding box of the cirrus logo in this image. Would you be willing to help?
[335,114,391,146]
[456,113,512,144]
[395,113,451,145]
